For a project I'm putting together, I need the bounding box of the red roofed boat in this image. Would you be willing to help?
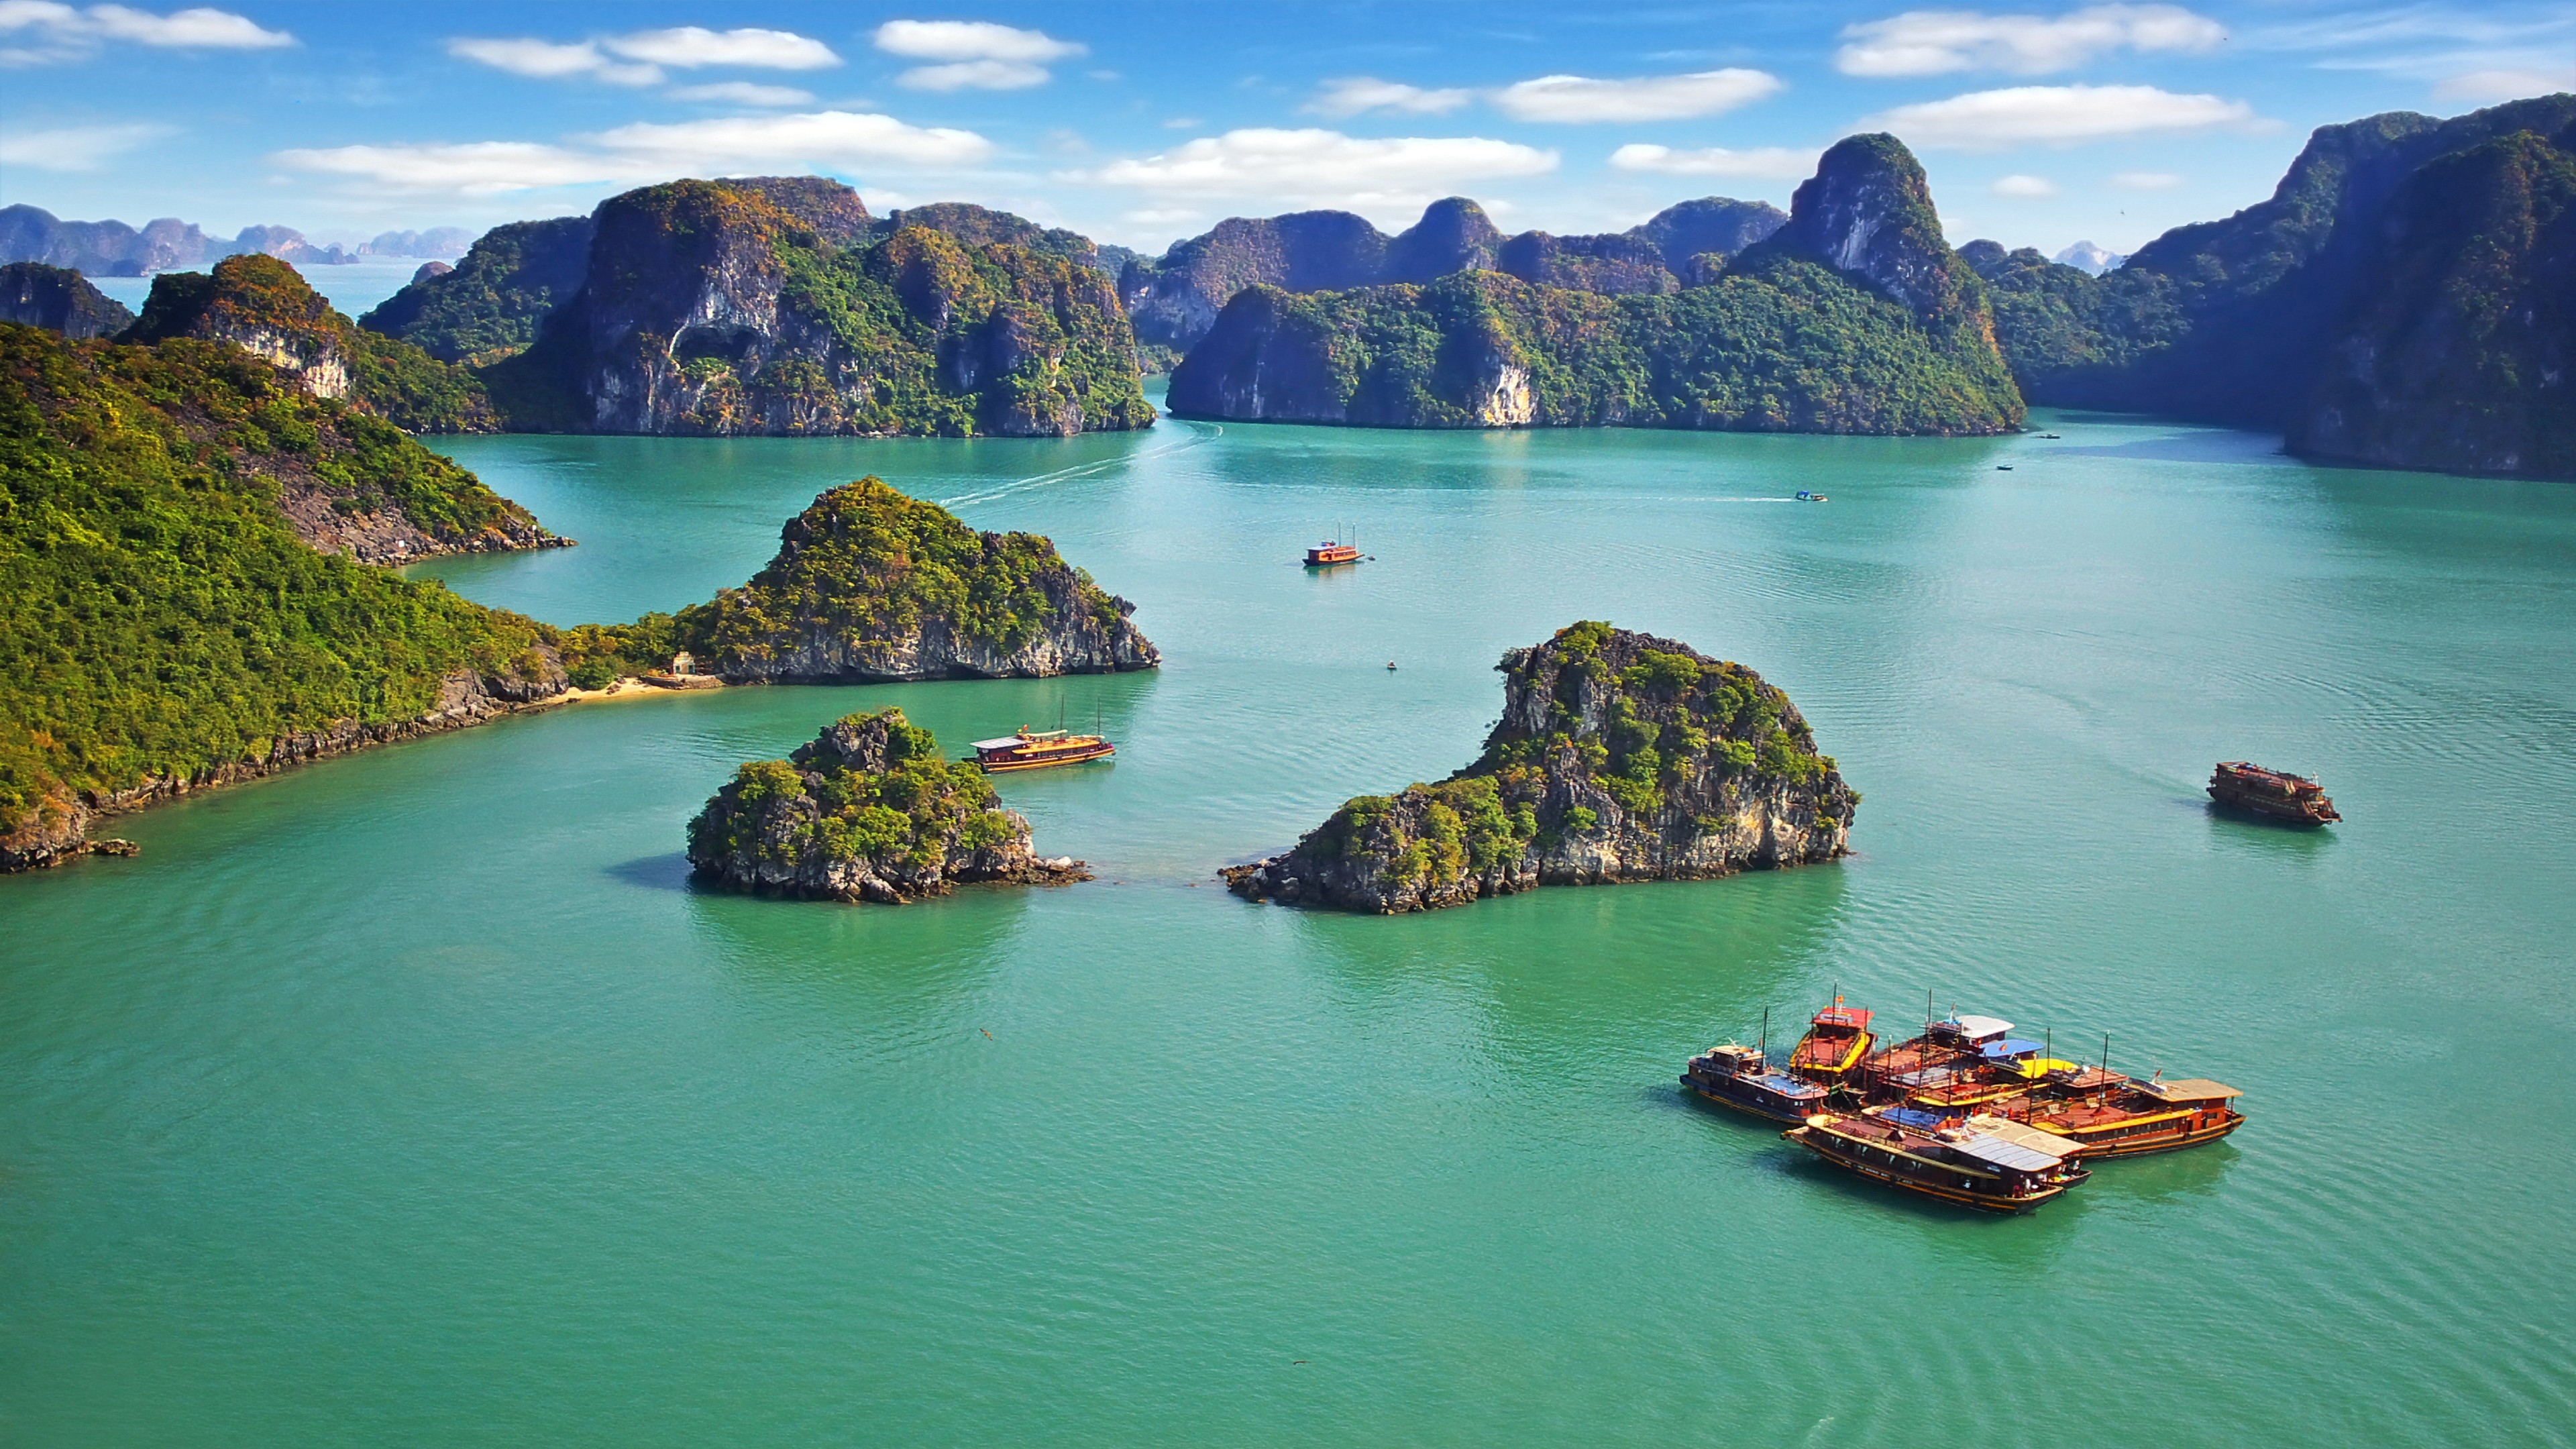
[1788,1001,1875,1084]
[2208,761,2340,825]
[1304,537,1362,567]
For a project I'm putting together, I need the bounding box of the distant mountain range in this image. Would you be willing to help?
[8,93,2569,476]
[0,205,474,274]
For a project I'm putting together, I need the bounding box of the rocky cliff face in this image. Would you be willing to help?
[360,215,597,363]
[2290,125,2575,476]
[1973,94,2576,476]
[0,262,134,337]
[686,708,1087,902]
[676,478,1159,682]
[1765,133,1982,328]
[1223,623,1856,913]
[484,178,1151,437]
[1122,195,1787,354]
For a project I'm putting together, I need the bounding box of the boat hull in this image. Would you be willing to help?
[1682,1074,1819,1126]
[977,745,1116,773]
[2039,1108,2245,1159]
[1786,1127,2070,1214]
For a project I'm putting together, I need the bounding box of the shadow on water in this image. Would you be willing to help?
[607,851,698,893]
[2203,805,2340,859]
[2086,1139,2239,1206]
[684,878,1036,1022]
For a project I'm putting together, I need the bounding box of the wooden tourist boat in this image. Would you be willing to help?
[2007,1075,2247,1159]
[1860,1012,2006,1095]
[1303,538,1362,567]
[1682,1042,1829,1126]
[969,727,1116,773]
[1787,1002,1875,1085]
[2208,761,2341,824]
[1784,1106,2090,1214]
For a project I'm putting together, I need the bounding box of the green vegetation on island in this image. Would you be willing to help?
[647,477,1159,683]
[686,708,1087,902]
[1223,622,1857,913]
[358,215,596,365]
[0,321,561,868]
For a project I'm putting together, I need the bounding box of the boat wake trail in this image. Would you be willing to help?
[936,420,1224,510]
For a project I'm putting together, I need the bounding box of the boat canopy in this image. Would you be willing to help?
[971,737,1028,751]
[1814,1006,1873,1030]
[1964,1116,2078,1161]
[1951,1132,2068,1173]
[2009,1057,2084,1079]
[1882,1107,1948,1130]
[1756,1074,1827,1099]
[1979,1038,2046,1061]
[1938,1014,2012,1041]
[2131,1078,2243,1103]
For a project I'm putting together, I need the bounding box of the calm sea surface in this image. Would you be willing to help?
[5,398,2573,1445]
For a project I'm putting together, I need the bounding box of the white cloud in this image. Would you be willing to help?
[898,58,1049,91]
[1307,76,1475,117]
[2110,168,2181,188]
[871,19,1083,62]
[1607,142,1816,179]
[1491,67,1781,123]
[274,109,995,196]
[871,19,1081,89]
[1069,127,1558,215]
[604,27,839,70]
[0,1,288,62]
[0,118,168,168]
[669,80,814,107]
[1837,5,2226,76]
[2434,66,2576,101]
[1990,172,2057,196]
[1866,83,2256,148]
[449,37,661,87]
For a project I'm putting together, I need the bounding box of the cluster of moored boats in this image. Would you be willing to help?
[1684,1002,2243,1214]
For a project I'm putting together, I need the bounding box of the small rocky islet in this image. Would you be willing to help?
[686,708,1087,903]
[1222,623,1858,914]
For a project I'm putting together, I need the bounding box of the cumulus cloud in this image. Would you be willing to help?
[1069,127,1558,214]
[669,80,815,107]
[449,37,660,86]
[1837,4,2226,76]
[1307,76,1475,117]
[1866,83,2256,148]
[0,2,290,62]
[0,117,168,168]
[872,18,1081,89]
[1491,67,1781,122]
[604,27,839,70]
[1607,142,1816,179]
[2110,168,2182,188]
[274,109,994,196]
[1990,172,2057,195]
[2434,65,2576,101]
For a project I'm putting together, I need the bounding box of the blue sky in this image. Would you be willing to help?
[3,1,2571,257]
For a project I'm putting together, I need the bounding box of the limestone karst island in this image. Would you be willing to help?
[5,4,2573,1442]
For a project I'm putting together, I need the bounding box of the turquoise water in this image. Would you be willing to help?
[87,257,429,320]
[5,403,2574,1445]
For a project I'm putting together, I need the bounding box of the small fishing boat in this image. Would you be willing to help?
[1304,538,1362,567]
[2009,1073,2246,1159]
[1784,1105,2090,1214]
[1787,1002,1875,1084]
[2207,761,2341,825]
[1794,490,1829,502]
[2039,432,2063,439]
[969,727,1116,773]
[1996,464,2015,470]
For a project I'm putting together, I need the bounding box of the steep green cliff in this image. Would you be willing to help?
[1169,136,2020,435]
[0,321,564,870]
[1222,623,1856,913]
[1970,95,2576,476]
[129,254,496,433]
[659,477,1159,682]
[481,178,1152,437]
[1,262,135,338]
[358,215,596,364]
